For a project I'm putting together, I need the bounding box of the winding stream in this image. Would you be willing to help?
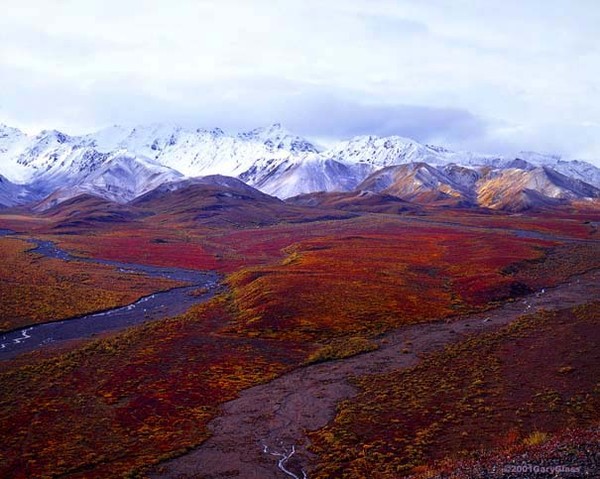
[0,230,220,359]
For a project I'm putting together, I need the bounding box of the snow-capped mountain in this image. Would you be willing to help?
[35,153,183,210]
[0,123,301,204]
[240,156,372,198]
[0,124,33,183]
[0,121,599,210]
[0,122,353,205]
[322,134,514,172]
[81,122,318,179]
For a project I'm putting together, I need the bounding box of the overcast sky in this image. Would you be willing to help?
[1,0,599,162]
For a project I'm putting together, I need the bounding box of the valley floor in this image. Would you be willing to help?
[0,208,598,478]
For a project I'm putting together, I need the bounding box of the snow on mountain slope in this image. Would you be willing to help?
[358,162,476,205]
[0,123,322,204]
[455,151,600,188]
[80,124,133,151]
[0,124,26,153]
[315,135,568,195]
[136,174,270,199]
[439,164,482,189]
[81,122,332,199]
[17,129,73,168]
[0,122,599,208]
[324,135,444,168]
[322,135,508,171]
[0,122,319,182]
[238,123,319,153]
[1,128,114,196]
[81,153,183,203]
[240,156,371,198]
[250,134,497,198]
[544,160,600,188]
[83,122,318,180]
[0,124,36,183]
[35,153,183,210]
[0,175,37,207]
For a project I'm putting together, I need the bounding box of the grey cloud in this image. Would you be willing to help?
[279,95,488,143]
[1,68,487,145]
[176,80,488,145]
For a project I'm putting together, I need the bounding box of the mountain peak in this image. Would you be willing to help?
[240,122,288,139]
[37,129,70,141]
[238,123,319,154]
[0,123,20,132]
[209,127,225,137]
[0,124,26,140]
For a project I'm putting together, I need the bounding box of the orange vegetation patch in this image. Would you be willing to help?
[309,302,600,478]
[0,237,181,332]
[0,296,309,478]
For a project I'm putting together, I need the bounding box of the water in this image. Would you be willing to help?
[0,230,220,359]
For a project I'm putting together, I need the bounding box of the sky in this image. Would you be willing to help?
[1,0,599,162]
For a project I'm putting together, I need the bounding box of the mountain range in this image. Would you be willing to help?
[1,122,599,212]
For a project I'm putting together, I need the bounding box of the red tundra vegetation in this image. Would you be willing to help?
[0,296,309,478]
[0,208,598,478]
